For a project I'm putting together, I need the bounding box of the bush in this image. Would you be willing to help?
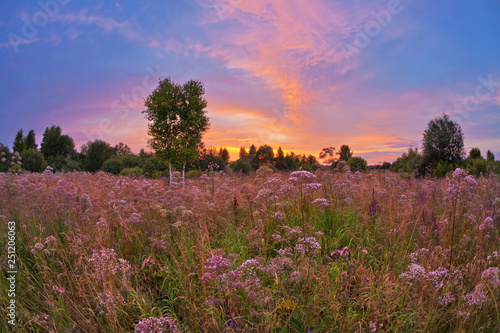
[121,154,143,168]
[120,167,143,177]
[230,158,253,174]
[186,170,203,178]
[102,157,124,175]
[20,149,47,172]
[47,156,81,172]
[142,157,169,178]
[347,156,367,171]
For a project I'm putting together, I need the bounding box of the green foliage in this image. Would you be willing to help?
[469,147,482,159]
[346,156,367,171]
[274,147,287,171]
[467,158,488,176]
[422,114,465,176]
[47,155,81,172]
[487,149,495,162]
[186,170,203,178]
[120,166,143,177]
[142,156,169,178]
[25,130,37,150]
[391,148,424,175]
[102,157,124,175]
[13,129,26,152]
[114,142,132,156]
[0,143,11,172]
[143,78,210,183]
[337,144,353,161]
[81,139,115,172]
[230,157,253,174]
[20,149,47,172]
[40,125,76,161]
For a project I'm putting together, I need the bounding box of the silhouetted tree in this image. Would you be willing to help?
[25,130,37,150]
[256,145,274,165]
[114,142,132,156]
[81,139,114,172]
[40,125,76,161]
[275,147,287,170]
[337,145,353,161]
[487,150,495,162]
[13,129,25,153]
[239,147,248,159]
[319,146,336,164]
[469,147,482,159]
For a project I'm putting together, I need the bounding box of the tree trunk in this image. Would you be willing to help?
[182,162,186,185]
[168,159,172,186]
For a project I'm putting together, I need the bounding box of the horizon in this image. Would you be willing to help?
[1,0,500,164]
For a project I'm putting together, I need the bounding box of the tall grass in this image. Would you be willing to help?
[0,168,499,332]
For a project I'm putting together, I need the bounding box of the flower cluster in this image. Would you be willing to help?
[134,316,180,333]
[312,198,329,207]
[294,237,321,256]
[96,290,125,315]
[88,248,131,279]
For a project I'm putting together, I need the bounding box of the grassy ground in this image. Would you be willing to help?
[1,168,499,332]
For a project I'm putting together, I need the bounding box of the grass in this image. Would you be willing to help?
[0,168,499,332]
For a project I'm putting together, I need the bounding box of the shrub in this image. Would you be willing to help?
[20,149,47,172]
[186,170,203,178]
[142,157,169,178]
[102,157,124,175]
[230,158,253,174]
[346,156,367,171]
[120,167,143,177]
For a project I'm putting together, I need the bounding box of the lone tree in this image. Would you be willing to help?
[143,78,209,185]
[319,146,335,165]
[422,114,465,175]
[487,149,495,162]
[469,147,482,159]
[337,145,353,161]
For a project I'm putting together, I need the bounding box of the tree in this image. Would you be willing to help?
[274,147,287,170]
[25,130,37,150]
[114,142,132,156]
[422,114,465,175]
[337,145,353,161]
[81,140,114,172]
[177,80,210,182]
[143,78,209,185]
[13,129,26,153]
[40,125,76,161]
[249,144,257,156]
[487,150,495,162]
[219,147,230,165]
[347,156,367,171]
[256,145,274,166]
[20,149,46,172]
[319,146,336,165]
[469,147,482,159]
[239,147,248,159]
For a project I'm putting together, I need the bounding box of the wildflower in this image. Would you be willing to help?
[464,175,477,186]
[126,213,142,224]
[312,198,329,207]
[295,237,321,256]
[289,171,315,180]
[34,243,45,251]
[45,235,57,245]
[51,285,65,295]
[481,267,500,289]
[134,316,180,333]
[479,216,494,231]
[437,292,455,306]
[272,233,283,242]
[276,247,292,256]
[80,194,92,208]
[273,211,286,221]
[282,225,301,238]
[88,248,131,279]
[266,256,293,277]
[463,283,488,307]
[1,158,5,163]
[400,263,426,282]
[97,291,125,315]
[452,168,467,180]
[289,270,301,283]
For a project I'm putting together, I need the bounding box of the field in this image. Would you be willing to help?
[1,168,500,332]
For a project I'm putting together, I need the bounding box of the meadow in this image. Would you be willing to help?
[1,167,499,332]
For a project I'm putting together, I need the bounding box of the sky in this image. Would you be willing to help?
[1,0,499,164]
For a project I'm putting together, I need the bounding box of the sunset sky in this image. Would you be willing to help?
[1,0,499,164]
